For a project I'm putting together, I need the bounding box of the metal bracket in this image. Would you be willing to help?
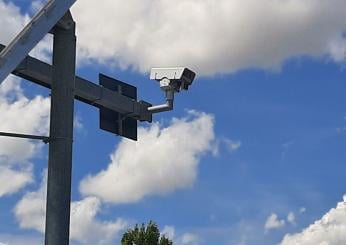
[99,73,138,140]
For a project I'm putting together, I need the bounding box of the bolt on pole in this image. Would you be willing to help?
[44,18,76,245]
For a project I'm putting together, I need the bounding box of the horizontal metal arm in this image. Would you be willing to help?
[0,131,49,143]
[0,43,152,122]
[147,100,173,113]
[148,90,174,114]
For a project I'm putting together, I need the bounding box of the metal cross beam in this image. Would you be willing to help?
[0,0,77,83]
[0,44,152,123]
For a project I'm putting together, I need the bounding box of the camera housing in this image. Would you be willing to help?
[147,67,196,114]
[150,67,196,92]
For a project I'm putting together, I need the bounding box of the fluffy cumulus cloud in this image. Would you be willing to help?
[70,197,127,244]
[0,76,50,197]
[3,0,346,75]
[71,0,346,75]
[80,111,215,204]
[14,172,47,232]
[0,166,32,197]
[14,171,127,245]
[264,213,286,232]
[280,197,346,245]
[0,0,28,45]
[161,226,176,241]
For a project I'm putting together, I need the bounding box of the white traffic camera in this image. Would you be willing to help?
[150,67,196,92]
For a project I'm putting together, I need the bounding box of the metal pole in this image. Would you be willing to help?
[45,17,76,245]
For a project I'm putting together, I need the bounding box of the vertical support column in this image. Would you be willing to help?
[45,17,76,245]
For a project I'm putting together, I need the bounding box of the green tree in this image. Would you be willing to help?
[121,221,173,245]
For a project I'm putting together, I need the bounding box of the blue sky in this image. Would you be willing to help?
[1,1,346,245]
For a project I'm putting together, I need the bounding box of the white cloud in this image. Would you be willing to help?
[80,111,215,204]
[28,35,52,64]
[161,226,200,245]
[212,138,241,156]
[70,197,127,244]
[2,0,346,76]
[14,171,47,232]
[287,212,296,225]
[0,234,43,245]
[0,76,50,197]
[0,166,33,197]
[224,139,241,153]
[71,0,346,76]
[0,0,28,45]
[73,114,84,131]
[180,233,200,245]
[328,36,346,62]
[162,226,176,241]
[281,197,346,245]
[4,0,346,76]
[29,0,47,15]
[300,207,307,214]
[264,213,286,232]
[0,77,50,142]
[14,171,127,245]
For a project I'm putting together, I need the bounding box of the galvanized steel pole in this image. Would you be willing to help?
[45,18,76,245]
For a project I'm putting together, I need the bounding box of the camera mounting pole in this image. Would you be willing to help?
[44,13,76,245]
[147,79,175,113]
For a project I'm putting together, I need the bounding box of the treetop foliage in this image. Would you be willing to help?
[121,221,173,245]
